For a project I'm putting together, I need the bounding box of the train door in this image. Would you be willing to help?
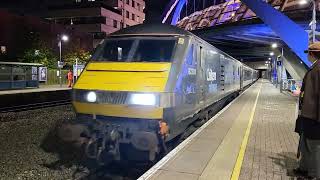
[197,46,205,104]
[233,64,236,90]
[219,56,225,92]
[240,65,243,90]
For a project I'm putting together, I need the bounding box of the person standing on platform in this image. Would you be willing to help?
[67,69,73,88]
[294,42,320,179]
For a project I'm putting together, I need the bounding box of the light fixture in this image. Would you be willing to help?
[268,57,272,60]
[130,93,156,106]
[271,43,278,49]
[87,91,97,103]
[299,0,308,5]
[270,52,275,56]
[61,35,69,42]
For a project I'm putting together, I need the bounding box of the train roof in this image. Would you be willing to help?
[109,23,194,37]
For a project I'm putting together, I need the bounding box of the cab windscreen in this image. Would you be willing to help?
[92,37,177,62]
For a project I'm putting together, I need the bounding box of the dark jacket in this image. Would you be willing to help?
[295,61,320,139]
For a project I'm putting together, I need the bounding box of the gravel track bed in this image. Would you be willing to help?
[0,105,77,180]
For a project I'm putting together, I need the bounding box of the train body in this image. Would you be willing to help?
[69,24,258,163]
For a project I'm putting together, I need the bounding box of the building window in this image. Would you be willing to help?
[132,0,135,7]
[126,11,130,18]
[0,46,6,54]
[132,14,135,21]
[137,3,140,11]
[120,22,124,28]
[126,0,129,4]
[113,20,118,28]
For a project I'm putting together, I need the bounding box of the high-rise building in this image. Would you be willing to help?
[108,0,145,26]
[47,0,145,47]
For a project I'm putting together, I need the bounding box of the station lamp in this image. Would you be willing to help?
[299,0,308,5]
[61,35,69,42]
[58,34,69,87]
[270,52,275,56]
[271,43,278,49]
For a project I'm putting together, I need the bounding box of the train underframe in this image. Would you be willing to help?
[60,91,240,165]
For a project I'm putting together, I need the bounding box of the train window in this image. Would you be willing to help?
[92,37,177,62]
[199,47,203,67]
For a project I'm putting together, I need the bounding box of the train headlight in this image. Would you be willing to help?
[87,91,97,103]
[129,93,156,106]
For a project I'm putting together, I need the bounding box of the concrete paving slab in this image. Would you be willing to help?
[162,149,214,175]
[149,170,198,180]
[0,85,70,95]
[139,80,299,180]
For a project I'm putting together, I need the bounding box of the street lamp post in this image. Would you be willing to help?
[58,34,69,87]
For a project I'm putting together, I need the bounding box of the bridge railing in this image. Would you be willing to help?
[175,0,313,31]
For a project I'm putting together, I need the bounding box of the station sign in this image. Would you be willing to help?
[73,64,85,77]
[31,67,38,80]
[39,67,47,82]
[57,61,64,68]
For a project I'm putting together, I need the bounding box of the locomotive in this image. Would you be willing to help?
[67,23,258,164]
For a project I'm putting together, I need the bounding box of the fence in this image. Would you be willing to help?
[44,69,68,85]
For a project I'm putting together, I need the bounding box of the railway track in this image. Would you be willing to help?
[0,90,71,113]
[72,163,150,180]
[0,100,71,113]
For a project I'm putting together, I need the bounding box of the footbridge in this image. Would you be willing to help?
[156,0,320,80]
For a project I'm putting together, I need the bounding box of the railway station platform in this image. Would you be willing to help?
[0,84,70,95]
[139,79,299,180]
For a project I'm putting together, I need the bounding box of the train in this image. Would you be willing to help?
[64,23,258,164]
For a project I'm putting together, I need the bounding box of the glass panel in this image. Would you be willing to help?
[0,65,11,74]
[13,75,25,81]
[93,37,177,62]
[12,66,25,74]
[0,75,11,81]
[26,68,33,80]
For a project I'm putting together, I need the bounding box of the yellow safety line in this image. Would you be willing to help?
[231,83,262,180]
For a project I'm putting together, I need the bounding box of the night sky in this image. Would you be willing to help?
[0,0,225,21]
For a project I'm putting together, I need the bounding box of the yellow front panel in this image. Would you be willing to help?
[86,62,171,72]
[73,102,163,119]
[73,62,171,92]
